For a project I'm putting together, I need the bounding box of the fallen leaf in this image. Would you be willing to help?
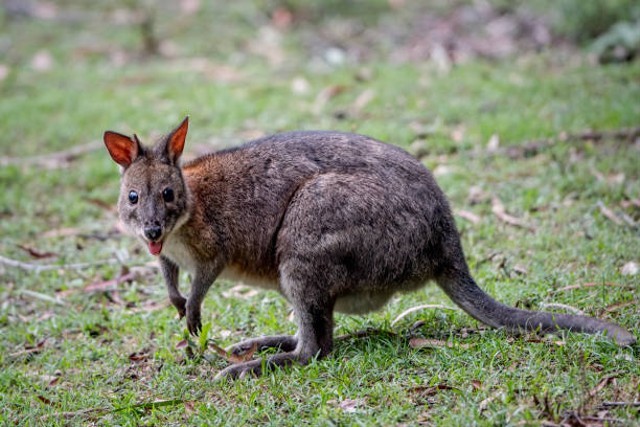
[556,282,620,292]
[37,395,53,405]
[31,50,54,72]
[455,209,481,224]
[0,64,9,81]
[17,244,58,259]
[486,133,500,152]
[604,300,636,314]
[589,375,617,398]
[208,341,257,364]
[313,85,347,113]
[411,384,456,396]
[351,88,375,114]
[338,398,365,413]
[621,261,638,276]
[471,380,483,391]
[175,339,189,349]
[597,201,623,225]
[409,338,472,349]
[179,0,200,15]
[129,350,151,362]
[491,197,535,231]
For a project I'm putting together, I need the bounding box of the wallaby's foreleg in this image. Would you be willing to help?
[160,256,186,318]
[215,274,335,380]
[186,268,220,335]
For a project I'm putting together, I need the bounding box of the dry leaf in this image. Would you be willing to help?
[409,338,472,349]
[556,282,620,292]
[17,244,57,259]
[471,380,483,391]
[337,398,365,413]
[589,375,617,398]
[597,201,623,225]
[621,261,638,276]
[486,134,500,152]
[208,341,257,364]
[351,89,375,113]
[491,197,535,231]
[31,50,54,72]
[129,350,151,362]
[0,64,9,81]
[455,209,481,224]
[604,300,636,314]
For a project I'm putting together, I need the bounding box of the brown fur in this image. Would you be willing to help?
[103,118,636,379]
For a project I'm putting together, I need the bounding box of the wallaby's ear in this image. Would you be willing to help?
[165,116,189,164]
[103,131,141,168]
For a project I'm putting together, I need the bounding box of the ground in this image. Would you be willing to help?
[0,1,639,426]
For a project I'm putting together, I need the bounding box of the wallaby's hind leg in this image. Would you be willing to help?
[215,270,335,380]
[227,335,298,357]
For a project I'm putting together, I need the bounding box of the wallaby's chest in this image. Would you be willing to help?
[162,235,199,275]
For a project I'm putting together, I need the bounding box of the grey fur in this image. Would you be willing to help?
[103,119,636,380]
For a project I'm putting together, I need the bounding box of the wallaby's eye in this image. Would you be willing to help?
[128,190,138,204]
[162,188,174,203]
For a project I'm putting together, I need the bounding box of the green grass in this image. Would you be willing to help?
[1,2,639,426]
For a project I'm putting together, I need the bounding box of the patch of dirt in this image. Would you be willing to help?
[294,2,568,65]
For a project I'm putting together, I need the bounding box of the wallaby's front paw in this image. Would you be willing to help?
[186,310,202,335]
[171,295,187,319]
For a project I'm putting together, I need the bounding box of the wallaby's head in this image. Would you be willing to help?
[103,117,191,256]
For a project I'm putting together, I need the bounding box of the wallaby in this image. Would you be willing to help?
[103,117,636,379]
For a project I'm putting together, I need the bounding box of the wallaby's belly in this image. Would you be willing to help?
[219,264,280,290]
[335,291,394,314]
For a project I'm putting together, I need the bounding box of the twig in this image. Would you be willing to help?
[391,304,458,326]
[491,197,536,231]
[555,282,621,292]
[600,401,640,408]
[0,141,102,168]
[0,254,120,274]
[538,303,585,316]
[497,126,640,159]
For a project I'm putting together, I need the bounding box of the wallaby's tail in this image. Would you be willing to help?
[438,271,636,346]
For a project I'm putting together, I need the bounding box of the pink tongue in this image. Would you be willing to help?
[148,241,163,256]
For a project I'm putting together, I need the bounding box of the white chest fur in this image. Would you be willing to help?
[162,235,198,275]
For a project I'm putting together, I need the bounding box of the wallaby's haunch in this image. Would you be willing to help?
[104,118,636,379]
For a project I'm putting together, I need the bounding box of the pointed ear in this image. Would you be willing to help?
[103,131,141,168]
[165,116,189,164]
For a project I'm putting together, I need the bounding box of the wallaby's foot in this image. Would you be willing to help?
[227,335,298,357]
[214,350,315,381]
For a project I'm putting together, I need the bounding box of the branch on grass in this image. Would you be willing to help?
[0,141,102,169]
[0,254,120,274]
[391,304,458,326]
[491,197,536,231]
[496,126,640,159]
[538,302,585,316]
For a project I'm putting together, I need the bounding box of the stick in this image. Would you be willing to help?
[0,141,102,168]
[0,254,120,274]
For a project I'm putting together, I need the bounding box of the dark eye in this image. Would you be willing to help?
[162,188,174,203]
[128,190,138,204]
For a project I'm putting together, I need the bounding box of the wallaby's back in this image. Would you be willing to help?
[180,131,461,301]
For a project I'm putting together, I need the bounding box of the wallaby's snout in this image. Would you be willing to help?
[144,224,162,241]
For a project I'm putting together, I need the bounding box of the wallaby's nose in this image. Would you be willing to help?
[144,225,162,241]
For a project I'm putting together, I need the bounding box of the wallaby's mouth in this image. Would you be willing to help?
[148,240,163,256]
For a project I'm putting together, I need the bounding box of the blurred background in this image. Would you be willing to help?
[1,0,639,157]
